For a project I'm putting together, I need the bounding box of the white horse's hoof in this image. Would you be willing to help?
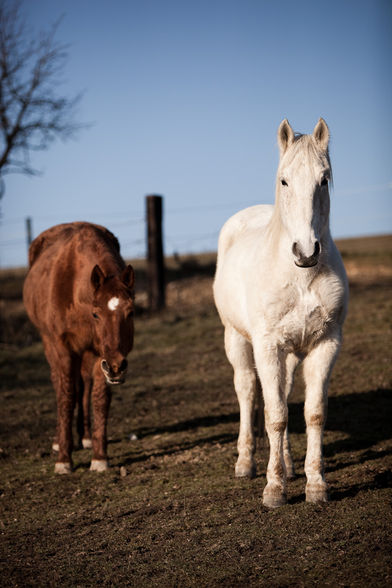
[263,484,287,508]
[90,459,109,472]
[235,466,256,479]
[82,438,92,449]
[54,462,72,474]
[235,458,256,479]
[306,484,328,504]
[52,442,59,452]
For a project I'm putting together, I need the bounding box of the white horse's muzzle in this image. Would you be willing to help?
[292,240,320,268]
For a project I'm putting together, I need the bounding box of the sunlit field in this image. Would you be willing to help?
[1,236,391,586]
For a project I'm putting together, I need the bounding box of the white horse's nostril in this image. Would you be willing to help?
[292,241,320,266]
[292,242,300,258]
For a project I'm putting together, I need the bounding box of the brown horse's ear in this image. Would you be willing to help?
[91,265,105,291]
[122,264,134,290]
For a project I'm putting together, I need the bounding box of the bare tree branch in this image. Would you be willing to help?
[0,0,87,197]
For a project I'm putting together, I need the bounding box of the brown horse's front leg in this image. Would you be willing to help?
[43,336,76,474]
[76,376,92,449]
[77,352,95,449]
[90,362,112,471]
[81,380,92,448]
[52,368,76,473]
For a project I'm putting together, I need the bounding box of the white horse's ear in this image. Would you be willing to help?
[313,118,329,150]
[278,119,295,155]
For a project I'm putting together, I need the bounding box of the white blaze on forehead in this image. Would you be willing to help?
[108,297,120,311]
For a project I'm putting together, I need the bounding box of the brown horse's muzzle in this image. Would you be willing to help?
[101,358,128,385]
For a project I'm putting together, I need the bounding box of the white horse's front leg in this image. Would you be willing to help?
[302,336,341,503]
[283,353,300,479]
[254,342,288,508]
[225,326,257,478]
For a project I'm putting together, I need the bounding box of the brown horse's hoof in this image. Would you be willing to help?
[82,438,92,449]
[90,459,109,472]
[54,462,72,474]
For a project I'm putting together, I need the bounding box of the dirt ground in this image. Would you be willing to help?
[0,235,391,587]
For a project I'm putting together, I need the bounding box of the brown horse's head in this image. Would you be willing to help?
[91,264,135,385]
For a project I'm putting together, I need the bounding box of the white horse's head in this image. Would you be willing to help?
[276,118,331,268]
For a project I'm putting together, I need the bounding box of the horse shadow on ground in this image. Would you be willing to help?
[136,412,239,438]
[118,413,239,468]
[118,388,392,491]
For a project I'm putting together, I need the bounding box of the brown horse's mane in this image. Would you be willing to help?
[28,222,121,268]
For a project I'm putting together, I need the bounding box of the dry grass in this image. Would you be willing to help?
[0,236,391,587]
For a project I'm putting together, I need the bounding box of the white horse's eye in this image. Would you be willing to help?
[281,179,288,186]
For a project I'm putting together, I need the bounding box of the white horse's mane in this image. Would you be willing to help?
[281,132,333,187]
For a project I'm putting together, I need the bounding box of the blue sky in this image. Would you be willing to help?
[1,0,391,267]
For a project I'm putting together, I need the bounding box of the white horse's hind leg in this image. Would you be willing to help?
[302,336,340,503]
[283,353,300,479]
[224,326,257,478]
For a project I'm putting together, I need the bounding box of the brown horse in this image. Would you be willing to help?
[23,222,135,474]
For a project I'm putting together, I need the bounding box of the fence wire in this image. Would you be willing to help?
[0,199,255,268]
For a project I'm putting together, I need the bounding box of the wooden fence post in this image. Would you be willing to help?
[26,217,33,255]
[146,195,165,311]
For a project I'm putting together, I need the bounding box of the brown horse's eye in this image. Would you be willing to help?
[92,312,99,320]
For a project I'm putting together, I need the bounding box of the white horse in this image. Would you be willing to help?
[213,118,348,508]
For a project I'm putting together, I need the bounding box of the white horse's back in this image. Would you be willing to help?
[217,204,274,257]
